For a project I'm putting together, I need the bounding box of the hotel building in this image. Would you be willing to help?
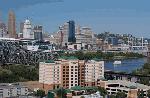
[39,58,104,89]
[85,60,104,87]
[39,60,62,89]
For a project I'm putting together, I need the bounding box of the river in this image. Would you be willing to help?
[105,58,149,73]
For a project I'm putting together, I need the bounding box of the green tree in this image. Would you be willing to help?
[98,87,108,97]
[36,89,45,98]
[56,87,67,98]
[108,94,116,98]
[116,92,127,98]
[147,89,150,97]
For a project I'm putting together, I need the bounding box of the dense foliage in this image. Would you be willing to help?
[35,89,45,98]
[132,63,150,85]
[97,87,108,97]
[0,64,38,83]
[55,88,67,98]
[62,51,144,60]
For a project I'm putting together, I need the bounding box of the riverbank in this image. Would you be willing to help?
[61,51,144,61]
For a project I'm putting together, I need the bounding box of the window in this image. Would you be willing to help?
[106,88,110,90]
[66,75,69,77]
[72,62,77,64]
[111,89,116,91]
[66,72,69,74]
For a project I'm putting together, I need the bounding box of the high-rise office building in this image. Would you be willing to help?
[8,10,16,38]
[23,19,34,39]
[60,23,69,46]
[33,25,43,41]
[60,20,76,47]
[20,22,24,33]
[107,37,119,46]
[0,22,7,37]
[68,20,76,43]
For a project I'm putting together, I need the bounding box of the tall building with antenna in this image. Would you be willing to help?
[8,10,16,38]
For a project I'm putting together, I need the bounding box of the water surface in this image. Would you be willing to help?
[105,58,148,73]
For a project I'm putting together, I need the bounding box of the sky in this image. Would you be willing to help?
[0,0,150,38]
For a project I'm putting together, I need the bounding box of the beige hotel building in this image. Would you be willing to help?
[39,57,104,89]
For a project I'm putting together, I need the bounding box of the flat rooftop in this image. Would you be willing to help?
[106,80,150,89]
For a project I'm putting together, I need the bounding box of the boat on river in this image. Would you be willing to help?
[113,61,122,65]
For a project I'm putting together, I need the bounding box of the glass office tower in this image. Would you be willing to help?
[68,20,76,43]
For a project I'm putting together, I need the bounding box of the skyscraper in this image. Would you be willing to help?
[61,22,69,46]
[23,19,33,39]
[20,22,24,33]
[33,25,43,41]
[60,20,76,47]
[8,10,16,38]
[68,20,76,43]
[0,22,7,37]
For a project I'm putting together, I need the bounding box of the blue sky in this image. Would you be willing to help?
[0,0,150,37]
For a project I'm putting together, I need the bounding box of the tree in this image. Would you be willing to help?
[116,92,127,98]
[108,95,116,98]
[56,87,67,98]
[98,87,108,97]
[36,89,45,98]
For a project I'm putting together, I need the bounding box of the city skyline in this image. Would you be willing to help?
[0,0,150,37]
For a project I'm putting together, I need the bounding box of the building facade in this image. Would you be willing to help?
[98,80,150,98]
[23,19,34,39]
[39,60,62,89]
[8,10,16,38]
[85,60,104,87]
[60,23,69,46]
[68,20,76,43]
[33,25,43,41]
[39,59,104,89]
[0,83,28,98]
[59,20,76,47]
